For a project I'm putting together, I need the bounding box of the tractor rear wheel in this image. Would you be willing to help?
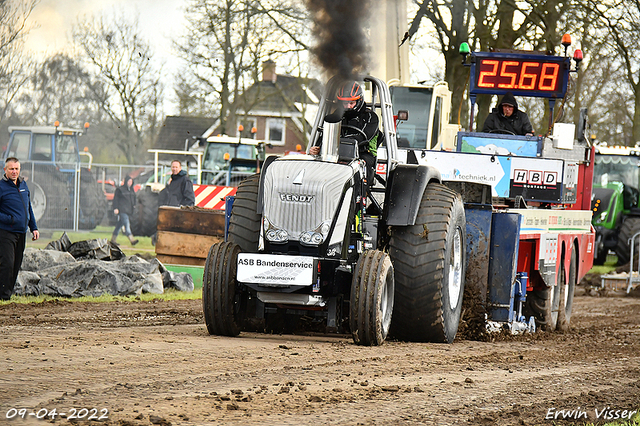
[29,165,72,229]
[557,246,577,331]
[130,188,160,237]
[228,174,261,252]
[350,250,395,346]
[615,216,640,265]
[203,241,245,336]
[388,182,466,343]
[78,169,107,230]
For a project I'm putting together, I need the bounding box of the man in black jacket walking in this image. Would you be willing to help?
[0,157,39,300]
[482,92,534,136]
[111,175,138,245]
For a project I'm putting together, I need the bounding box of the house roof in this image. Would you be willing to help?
[154,116,214,151]
[240,75,323,114]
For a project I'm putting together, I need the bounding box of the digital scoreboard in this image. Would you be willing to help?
[471,52,571,98]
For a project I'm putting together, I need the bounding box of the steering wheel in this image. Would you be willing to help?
[488,129,516,135]
[342,125,368,140]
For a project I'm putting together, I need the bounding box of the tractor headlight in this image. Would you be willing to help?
[595,211,607,223]
[299,220,331,247]
[263,218,289,243]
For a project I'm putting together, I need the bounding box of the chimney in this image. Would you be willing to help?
[262,60,277,83]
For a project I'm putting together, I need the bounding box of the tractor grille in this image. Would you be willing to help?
[263,159,354,241]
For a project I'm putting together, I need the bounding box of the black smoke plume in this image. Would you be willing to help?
[307,0,371,80]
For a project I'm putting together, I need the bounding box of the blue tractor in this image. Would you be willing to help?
[2,125,106,230]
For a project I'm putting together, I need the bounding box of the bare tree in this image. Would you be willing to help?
[176,0,309,135]
[72,11,164,164]
[15,54,102,127]
[0,0,36,123]
[406,0,583,130]
[585,0,640,145]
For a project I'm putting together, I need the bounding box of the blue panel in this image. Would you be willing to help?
[457,132,542,157]
[464,204,492,306]
[487,212,521,322]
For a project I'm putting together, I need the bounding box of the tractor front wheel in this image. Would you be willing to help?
[203,241,246,336]
[350,250,395,346]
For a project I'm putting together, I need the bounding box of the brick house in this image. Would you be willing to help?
[204,60,324,155]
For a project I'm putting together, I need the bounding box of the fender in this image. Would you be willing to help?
[385,164,441,226]
[257,155,278,214]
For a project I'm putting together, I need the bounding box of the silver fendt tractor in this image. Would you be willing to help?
[202,76,466,345]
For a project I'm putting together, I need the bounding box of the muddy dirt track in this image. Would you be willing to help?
[1,291,639,426]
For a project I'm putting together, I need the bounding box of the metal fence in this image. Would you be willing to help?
[22,161,154,231]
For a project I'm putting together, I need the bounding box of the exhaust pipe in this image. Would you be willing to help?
[320,113,341,163]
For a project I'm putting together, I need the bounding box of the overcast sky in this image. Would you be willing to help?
[25,0,188,56]
[24,0,188,113]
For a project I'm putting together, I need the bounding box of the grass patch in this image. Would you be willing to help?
[1,288,202,305]
[588,253,618,275]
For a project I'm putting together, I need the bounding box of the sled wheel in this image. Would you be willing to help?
[389,182,466,343]
[525,263,562,332]
[228,174,261,252]
[593,232,608,265]
[203,241,244,336]
[557,245,577,331]
[350,250,394,346]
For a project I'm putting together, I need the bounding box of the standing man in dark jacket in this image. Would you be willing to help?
[482,92,534,136]
[159,160,195,207]
[0,157,39,301]
[111,175,138,245]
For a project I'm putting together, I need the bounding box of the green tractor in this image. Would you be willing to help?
[591,144,640,265]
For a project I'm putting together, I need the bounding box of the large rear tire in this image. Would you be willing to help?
[203,241,245,336]
[78,169,107,230]
[227,174,261,252]
[29,165,72,229]
[388,182,466,343]
[615,216,640,265]
[350,250,395,346]
[130,188,160,237]
[557,246,577,331]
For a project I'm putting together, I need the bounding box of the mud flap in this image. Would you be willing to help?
[458,204,492,338]
[487,212,521,322]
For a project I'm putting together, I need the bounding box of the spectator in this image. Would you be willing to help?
[0,157,39,301]
[482,91,534,136]
[159,160,195,207]
[111,175,139,245]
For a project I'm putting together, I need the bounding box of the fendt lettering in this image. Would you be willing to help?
[279,193,314,203]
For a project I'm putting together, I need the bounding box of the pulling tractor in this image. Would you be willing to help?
[202,42,594,344]
[204,75,466,345]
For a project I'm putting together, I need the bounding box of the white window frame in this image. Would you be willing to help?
[266,118,285,145]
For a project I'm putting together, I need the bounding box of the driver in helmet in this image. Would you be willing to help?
[482,91,534,136]
[309,80,381,184]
